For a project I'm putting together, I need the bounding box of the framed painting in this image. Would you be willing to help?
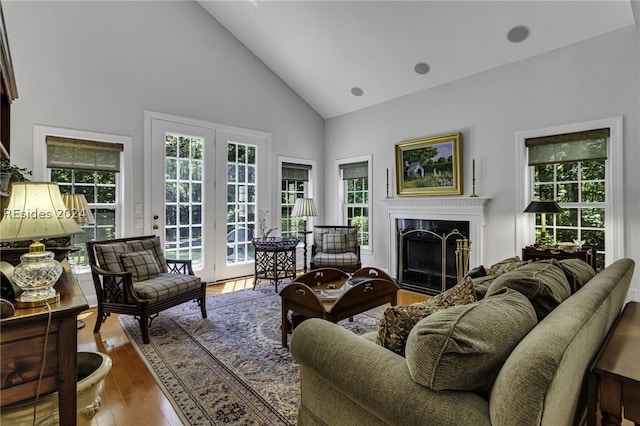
[395,132,462,196]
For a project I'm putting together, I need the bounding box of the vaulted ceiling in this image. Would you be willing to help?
[199,1,636,119]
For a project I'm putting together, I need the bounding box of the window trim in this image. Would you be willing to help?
[337,154,372,251]
[515,117,623,266]
[34,125,133,237]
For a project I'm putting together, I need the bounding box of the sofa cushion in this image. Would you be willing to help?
[470,275,499,300]
[558,258,596,293]
[323,232,348,254]
[120,249,161,282]
[405,288,537,394]
[375,276,476,355]
[485,259,571,321]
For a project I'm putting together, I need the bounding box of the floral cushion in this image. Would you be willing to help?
[376,276,476,355]
[322,232,348,254]
[487,256,529,276]
[120,249,161,282]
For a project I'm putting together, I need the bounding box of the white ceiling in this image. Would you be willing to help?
[198,1,636,119]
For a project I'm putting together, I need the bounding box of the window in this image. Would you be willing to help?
[47,136,123,268]
[340,161,370,246]
[164,133,203,266]
[526,128,611,271]
[280,162,311,238]
[226,141,256,264]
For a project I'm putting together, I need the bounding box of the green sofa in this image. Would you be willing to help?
[290,258,635,425]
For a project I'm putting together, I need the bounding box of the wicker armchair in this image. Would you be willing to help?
[87,235,206,344]
[310,226,361,272]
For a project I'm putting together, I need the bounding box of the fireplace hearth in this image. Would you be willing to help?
[397,218,469,295]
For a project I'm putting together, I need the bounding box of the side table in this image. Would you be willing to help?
[588,301,640,425]
[522,245,596,271]
[253,237,299,291]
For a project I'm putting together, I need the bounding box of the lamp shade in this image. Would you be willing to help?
[0,182,84,242]
[61,193,96,224]
[523,200,563,214]
[291,198,318,217]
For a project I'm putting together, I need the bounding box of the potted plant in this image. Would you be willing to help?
[0,158,31,193]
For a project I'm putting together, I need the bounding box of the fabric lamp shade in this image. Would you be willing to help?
[0,182,84,242]
[61,193,96,224]
[291,198,318,217]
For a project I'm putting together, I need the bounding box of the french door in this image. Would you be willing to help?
[147,114,270,282]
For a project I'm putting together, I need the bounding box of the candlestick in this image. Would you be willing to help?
[470,158,478,197]
[386,168,390,198]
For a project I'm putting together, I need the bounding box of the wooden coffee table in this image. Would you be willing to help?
[278,267,399,347]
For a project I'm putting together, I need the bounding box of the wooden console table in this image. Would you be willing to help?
[588,301,640,426]
[0,264,89,426]
[522,245,596,271]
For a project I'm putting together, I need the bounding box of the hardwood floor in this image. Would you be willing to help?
[77,277,426,425]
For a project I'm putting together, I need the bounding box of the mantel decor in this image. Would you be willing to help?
[395,132,462,196]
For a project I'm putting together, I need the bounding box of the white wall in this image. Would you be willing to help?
[3,1,325,302]
[325,24,640,301]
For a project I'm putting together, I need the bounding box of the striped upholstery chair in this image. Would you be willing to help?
[87,235,207,344]
[310,226,361,273]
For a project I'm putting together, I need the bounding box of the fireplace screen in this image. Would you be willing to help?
[397,219,470,295]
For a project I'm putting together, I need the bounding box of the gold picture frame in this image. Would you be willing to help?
[395,132,462,196]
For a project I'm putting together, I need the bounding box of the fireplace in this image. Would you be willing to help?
[397,219,469,295]
[383,197,490,296]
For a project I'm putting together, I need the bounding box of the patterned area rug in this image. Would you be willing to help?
[119,284,385,425]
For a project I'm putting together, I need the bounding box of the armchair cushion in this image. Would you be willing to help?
[323,232,348,254]
[312,252,359,269]
[120,249,161,282]
[93,236,168,273]
[132,273,202,303]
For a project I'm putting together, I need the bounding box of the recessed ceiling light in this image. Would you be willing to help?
[351,87,364,97]
[414,62,430,75]
[507,25,530,43]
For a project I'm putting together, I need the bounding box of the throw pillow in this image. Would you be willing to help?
[120,249,161,282]
[485,259,571,321]
[465,265,487,279]
[558,258,596,293]
[376,276,476,355]
[470,274,499,300]
[405,288,537,394]
[323,232,347,254]
[487,256,528,276]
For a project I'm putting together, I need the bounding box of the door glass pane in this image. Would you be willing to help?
[226,141,256,264]
[164,133,204,266]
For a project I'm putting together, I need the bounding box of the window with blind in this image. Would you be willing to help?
[281,162,311,238]
[340,160,370,246]
[47,136,123,267]
[526,128,609,270]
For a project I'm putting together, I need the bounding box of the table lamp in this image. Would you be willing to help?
[524,200,563,246]
[292,198,318,273]
[0,182,83,307]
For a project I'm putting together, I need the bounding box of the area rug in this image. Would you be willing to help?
[119,284,385,425]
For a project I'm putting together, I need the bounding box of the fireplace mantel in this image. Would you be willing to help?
[383,197,491,281]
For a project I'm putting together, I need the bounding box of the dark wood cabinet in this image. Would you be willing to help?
[522,245,596,271]
[0,265,89,425]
